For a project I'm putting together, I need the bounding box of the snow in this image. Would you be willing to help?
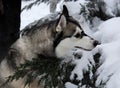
[62,1,83,15]
[20,0,88,30]
[92,17,120,88]
[100,0,120,17]
[70,50,94,80]
[21,0,120,88]
[65,82,77,88]
[93,17,120,43]
[21,2,50,29]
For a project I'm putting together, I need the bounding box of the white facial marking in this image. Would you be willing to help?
[73,27,82,37]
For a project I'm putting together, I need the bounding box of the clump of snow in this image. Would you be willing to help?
[92,17,120,88]
[60,0,88,16]
[65,82,77,88]
[93,17,120,43]
[70,49,94,80]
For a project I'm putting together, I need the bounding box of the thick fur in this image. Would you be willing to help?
[0,6,97,88]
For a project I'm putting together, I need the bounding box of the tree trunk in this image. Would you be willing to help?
[0,0,21,61]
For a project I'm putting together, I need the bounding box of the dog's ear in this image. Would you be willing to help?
[56,5,69,32]
[62,5,69,17]
[56,15,66,32]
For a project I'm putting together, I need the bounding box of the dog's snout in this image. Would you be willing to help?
[93,40,100,47]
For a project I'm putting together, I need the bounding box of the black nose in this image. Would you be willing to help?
[93,40,100,47]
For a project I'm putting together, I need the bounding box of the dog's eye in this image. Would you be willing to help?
[74,31,87,38]
[75,33,81,38]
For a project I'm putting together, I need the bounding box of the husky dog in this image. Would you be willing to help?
[0,5,98,88]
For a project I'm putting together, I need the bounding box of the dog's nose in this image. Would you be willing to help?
[93,40,100,47]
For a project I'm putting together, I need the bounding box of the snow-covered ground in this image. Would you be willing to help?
[21,0,120,88]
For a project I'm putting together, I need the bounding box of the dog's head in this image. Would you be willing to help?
[54,5,99,58]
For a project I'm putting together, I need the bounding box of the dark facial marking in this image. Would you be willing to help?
[74,30,87,38]
[80,31,87,38]
[75,33,81,38]
[53,31,63,48]
[62,5,69,17]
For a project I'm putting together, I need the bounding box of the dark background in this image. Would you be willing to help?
[0,0,21,61]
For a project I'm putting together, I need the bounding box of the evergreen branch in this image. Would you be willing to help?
[6,55,75,88]
[21,0,49,12]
